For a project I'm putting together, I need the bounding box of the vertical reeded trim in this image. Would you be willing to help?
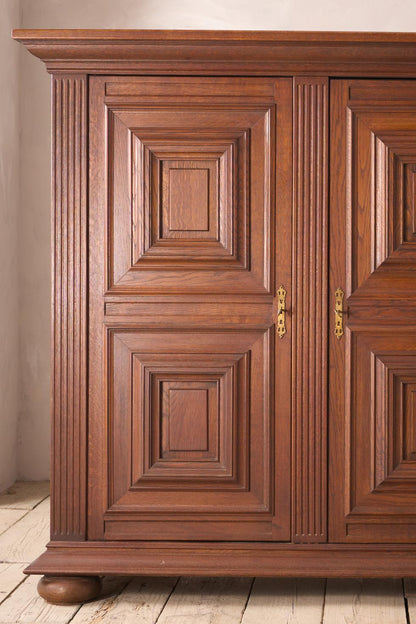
[292,77,329,543]
[51,75,88,539]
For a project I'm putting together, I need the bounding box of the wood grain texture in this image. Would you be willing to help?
[0,574,79,623]
[241,578,325,624]
[157,577,251,624]
[0,510,27,535]
[37,575,102,605]
[13,29,416,584]
[72,577,176,623]
[0,564,26,605]
[88,76,292,543]
[166,388,209,452]
[168,167,209,231]
[323,579,407,624]
[292,78,328,543]
[103,330,282,541]
[329,80,416,543]
[12,30,416,77]
[102,77,272,294]
[65,576,131,623]
[25,541,416,578]
[0,498,49,563]
[51,75,87,540]
[0,482,49,510]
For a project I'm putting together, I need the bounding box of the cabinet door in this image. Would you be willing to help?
[88,77,292,541]
[330,80,416,542]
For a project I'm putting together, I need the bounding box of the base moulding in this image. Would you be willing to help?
[25,541,416,578]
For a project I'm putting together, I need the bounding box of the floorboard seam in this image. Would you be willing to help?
[403,578,411,624]
[65,602,83,623]
[0,572,30,607]
[153,576,181,624]
[320,577,327,623]
[29,495,50,512]
[0,510,31,537]
[239,576,255,622]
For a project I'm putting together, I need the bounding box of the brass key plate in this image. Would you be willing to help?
[276,286,287,339]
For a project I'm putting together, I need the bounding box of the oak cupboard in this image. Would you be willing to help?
[12,29,416,605]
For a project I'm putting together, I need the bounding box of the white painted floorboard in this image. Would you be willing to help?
[0,510,27,537]
[0,483,49,510]
[157,577,251,624]
[0,564,26,605]
[0,575,78,624]
[71,577,177,624]
[0,498,50,564]
[0,482,415,624]
[323,578,407,624]
[241,578,326,624]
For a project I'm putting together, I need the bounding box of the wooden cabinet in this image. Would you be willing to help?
[88,76,292,543]
[13,29,416,604]
[329,80,416,543]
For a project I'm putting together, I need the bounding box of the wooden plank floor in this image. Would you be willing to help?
[0,482,413,623]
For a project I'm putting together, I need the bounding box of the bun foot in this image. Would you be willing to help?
[37,575,102,605]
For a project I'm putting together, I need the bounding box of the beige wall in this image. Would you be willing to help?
[16,0,416,480]
[0,0,21,491]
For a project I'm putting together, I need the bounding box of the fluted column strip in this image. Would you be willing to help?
[51,75,87,539]
[292,77,329,542]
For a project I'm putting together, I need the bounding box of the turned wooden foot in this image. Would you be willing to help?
[37,575,102,605]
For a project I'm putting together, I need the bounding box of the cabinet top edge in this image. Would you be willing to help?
[12,29,416,77]
[11,28,416,43]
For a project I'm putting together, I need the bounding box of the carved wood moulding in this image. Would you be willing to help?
[12,29,416,76]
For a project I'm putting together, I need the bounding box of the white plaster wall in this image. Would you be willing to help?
[0,0,21,490]
[17,0,416,480]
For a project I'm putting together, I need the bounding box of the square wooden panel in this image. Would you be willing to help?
[131,134,242,263]
[330,80,416,544]
[342,81,416,303]
[165,167,211,234]
[102,77,279,294]
[103,328,289,540]
[131,355,244,484]
[332,330,416,542]
[162,386,212,454]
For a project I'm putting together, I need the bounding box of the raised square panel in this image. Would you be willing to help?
[375,137,416,259]
[337,331,416,541]
[133,355,240,483]
[132,134,240,262]
[103,328,287,540]
[168,168,210,232]
[405,165,416,244]
[106,96,275,294]
[345,96,416,301]
[403,383,416,461]
[165,387,210,452]
[371,356,416,485]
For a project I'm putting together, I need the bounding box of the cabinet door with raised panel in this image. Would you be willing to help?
[330,80,416,542]
[87,77,292,541]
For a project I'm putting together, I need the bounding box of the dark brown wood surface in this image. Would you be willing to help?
[11,29,416,76]
[13,30,416,585]
[88,76,292,542]
[27,541,416,578]
[329,79,416,543]
[50,75,88,540]
[292,77,328,543]
[37,575,102,605]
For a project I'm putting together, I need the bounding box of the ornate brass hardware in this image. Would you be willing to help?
[334,287,345,339]
[276,286,287,339]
